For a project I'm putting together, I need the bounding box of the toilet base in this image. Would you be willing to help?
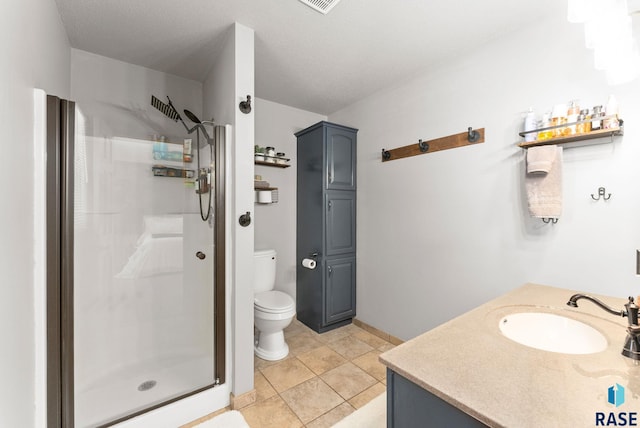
[255,330,289,361]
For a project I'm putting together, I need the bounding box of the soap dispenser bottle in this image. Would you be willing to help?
[523,107,537,142]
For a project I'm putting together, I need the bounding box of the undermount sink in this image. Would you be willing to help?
[498,312,607,354]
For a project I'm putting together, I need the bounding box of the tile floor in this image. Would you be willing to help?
[239,320,395,428]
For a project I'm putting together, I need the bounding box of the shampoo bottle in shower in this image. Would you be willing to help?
[183,138,193,163]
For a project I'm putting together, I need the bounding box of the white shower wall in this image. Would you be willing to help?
[70,49,226,426]
[72,135,213,389]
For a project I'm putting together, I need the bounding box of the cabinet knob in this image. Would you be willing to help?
[328,266,333,276]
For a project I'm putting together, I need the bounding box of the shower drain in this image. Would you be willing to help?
[137,380,157,392]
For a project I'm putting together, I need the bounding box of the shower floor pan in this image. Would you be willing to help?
[75,353,214,428]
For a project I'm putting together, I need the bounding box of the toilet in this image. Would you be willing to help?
[254,249,296,361]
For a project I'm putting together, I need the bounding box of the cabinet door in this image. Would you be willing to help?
[326,127,356,190]
[325,257,356,324]
[325,191,356,256]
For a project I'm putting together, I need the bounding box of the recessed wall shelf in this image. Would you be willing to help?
[518,117,624,148]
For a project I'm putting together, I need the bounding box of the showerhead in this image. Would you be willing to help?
[183,109,202,124]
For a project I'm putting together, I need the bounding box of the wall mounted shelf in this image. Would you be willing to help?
[518,117,624,149]
[254,187,279,204]
[254,160,290,168]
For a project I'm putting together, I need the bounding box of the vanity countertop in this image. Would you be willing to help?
[379,283,640,427]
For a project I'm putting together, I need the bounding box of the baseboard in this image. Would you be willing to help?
[353,318,404,345]
[230,389,257,410]
[179,406,230,428]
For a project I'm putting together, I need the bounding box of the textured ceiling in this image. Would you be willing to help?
[54,0,559,115]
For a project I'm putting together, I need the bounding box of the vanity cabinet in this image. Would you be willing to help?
[387,370,487,427]
[296,121,357,333]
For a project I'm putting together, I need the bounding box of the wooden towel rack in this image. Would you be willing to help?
[381,127,485,162]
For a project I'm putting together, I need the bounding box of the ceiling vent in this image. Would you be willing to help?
[298,0,342,14]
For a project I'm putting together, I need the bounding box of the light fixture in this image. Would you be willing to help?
[298,0,342,14]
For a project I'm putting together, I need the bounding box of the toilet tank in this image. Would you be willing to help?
[254,249,276,293]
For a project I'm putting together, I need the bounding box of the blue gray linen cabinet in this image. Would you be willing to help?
[295,121,357,333]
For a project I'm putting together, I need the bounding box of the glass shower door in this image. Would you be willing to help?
[72,118,217,427]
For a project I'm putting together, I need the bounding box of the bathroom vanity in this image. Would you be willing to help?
[380,283,640,427]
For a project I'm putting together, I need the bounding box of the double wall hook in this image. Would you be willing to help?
[542,218,559,224]
[591,187,612,201]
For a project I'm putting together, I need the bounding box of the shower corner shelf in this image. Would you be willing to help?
[152,165,195,178]
[518,117,624,149]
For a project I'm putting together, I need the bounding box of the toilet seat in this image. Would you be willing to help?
[255,290,295,314]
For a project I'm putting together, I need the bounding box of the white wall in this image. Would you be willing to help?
[0,0,70,426]
[329,8,640,340]
[254,98,326,300]
[203,22,255,397]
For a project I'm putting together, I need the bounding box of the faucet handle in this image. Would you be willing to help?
[626,296,639,326]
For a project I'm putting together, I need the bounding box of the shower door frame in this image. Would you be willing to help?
[45,95,227,428]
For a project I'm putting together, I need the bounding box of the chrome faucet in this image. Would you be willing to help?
[567,294,640,360]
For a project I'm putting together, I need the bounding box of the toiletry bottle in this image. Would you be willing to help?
[538,112,552,141]
[183,138,193,163]
[576,113,586,134]
[523,108,537,142]
[566,101,580,135]
[550,104,567,137]
[265,146,275,163]
[580,109,591,133]
[591,105,603,130]
[604,95,619,129]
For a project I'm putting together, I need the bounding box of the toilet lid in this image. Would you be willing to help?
[255,291,295,313]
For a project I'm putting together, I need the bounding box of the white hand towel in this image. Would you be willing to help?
[525,146,562,219]
[527,145,557,173]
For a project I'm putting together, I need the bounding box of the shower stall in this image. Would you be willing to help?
[46,95,227,427]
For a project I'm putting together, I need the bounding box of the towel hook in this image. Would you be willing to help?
[467,127,480,143]
[591,187,611,201]
[542,218,558,224]
[239,95,252,114]
[418,139,429,153]
[381,149,391,161]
